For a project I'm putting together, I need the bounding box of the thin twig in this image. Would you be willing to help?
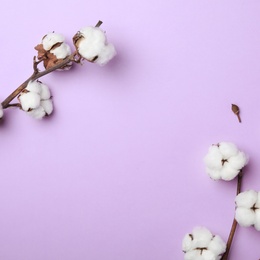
[5,103,21,108]
[95,20,103,27]
[221,172,243,260]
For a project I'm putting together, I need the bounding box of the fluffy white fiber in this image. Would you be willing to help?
[42,33,65,51]
[0,104,4,119]
[40,99,53,115]
[26,80,42,94]
[19,81,53,119]
[77,26,116,65]
[40,83,51,100]
[204,142,248,181]
[235,190,260,231]
[19,92,41,111]
[50,42,71,59]
[182,227,226,260]
[41,33,71,69]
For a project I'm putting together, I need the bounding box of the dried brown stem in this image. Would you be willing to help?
[33,56,44,74]
[221,172,243,260]
[5,103,21,108]
[95,20,103,27]
[1,52,77,109]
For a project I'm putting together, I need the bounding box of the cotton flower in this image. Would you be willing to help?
[182,227,226,260]
[235,190,260,231]
[204,142,248,181]
[18,81,53,119]
[35,32,72,70]
[73,26,116,65]
[0,104,3,119]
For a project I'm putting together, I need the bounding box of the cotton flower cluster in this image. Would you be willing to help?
[204,142,248,181]
[35,32,72,70]
[182,227,226,260]
[18,81,53,119]
[0,104,3,119]
[73,26,116,65]
[235,190,260,231]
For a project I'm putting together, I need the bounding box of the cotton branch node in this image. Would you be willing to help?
[204,142,248,181]
[235,190,260,231]
[182,226,226,260]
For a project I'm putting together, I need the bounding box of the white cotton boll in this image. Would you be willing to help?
[19,92,41,111]
[204,146,223,169]
[0,104,3,119]
[254,209,260,231]
[235,190,258,208]
[26,81,42,94]
[208,236,226,256]
[220,164,239,181]
[192,227,212,248]
[77,26,116,64]
[228,152,248,170]
[41,99,53,115]
[27,106,45,119]
[204,142,248,182]
[77,27,106,60]
[50,42,71,59]
[218,142,238,158]
[235,208,255,227]
[42,32,65,51]
[40,83,51,100]
[95,43,117,66]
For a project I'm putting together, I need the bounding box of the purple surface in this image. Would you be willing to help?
[1,1,260,259]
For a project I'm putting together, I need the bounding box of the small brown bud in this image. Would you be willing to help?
[231,104,241,123]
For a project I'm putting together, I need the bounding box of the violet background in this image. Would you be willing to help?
[0,0,260,259]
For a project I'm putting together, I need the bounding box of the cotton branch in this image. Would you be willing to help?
[1,53,76,109]
[0,20,116,121]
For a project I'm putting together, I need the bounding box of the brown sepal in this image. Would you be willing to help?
[35,44,47,60]
[73,32,84,48]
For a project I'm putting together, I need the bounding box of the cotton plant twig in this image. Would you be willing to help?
[0,20,116,120]
[221,171,243,260]
[1,54,76,109]
[202,142,249,260]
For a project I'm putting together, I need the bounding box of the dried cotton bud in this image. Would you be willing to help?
[204,142,248,181]
[73,26,116,65]
[235,190,260,231]
[35,32,72,70]
[18,81,53,119]
[182,227,226,260]
[231,104,241,123]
